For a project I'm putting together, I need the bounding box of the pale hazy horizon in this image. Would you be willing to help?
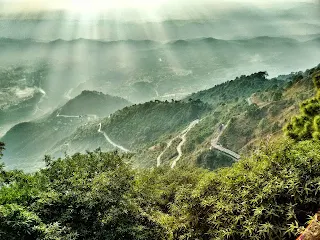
[0,0,318,16]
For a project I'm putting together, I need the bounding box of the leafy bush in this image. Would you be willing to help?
[0,150,165,240]
[2,139,320,239]
[164,140,320,239]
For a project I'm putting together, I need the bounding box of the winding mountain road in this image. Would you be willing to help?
[171,120,199,168]
[157,137,176,167]
[98,123,130,153]
[34,88,47,115]
[64,81,87,100]
[210,121,240,161]
[56,111,98,120]
[156,119,199,168]
[64,88,74,100]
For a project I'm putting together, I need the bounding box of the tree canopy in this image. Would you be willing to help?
[285,72,320,141]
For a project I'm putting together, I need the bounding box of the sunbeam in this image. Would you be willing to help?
[1,1,320,239]
[0,0,319,169]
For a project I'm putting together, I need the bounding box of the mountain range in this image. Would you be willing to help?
[1,63,319,171]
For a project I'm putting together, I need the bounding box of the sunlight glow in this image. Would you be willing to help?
[68,0,169,12]
[2,0,316,15]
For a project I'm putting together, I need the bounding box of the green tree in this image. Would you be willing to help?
[0,142,4,158]
[285,72,320,140]
[33,151,163,240]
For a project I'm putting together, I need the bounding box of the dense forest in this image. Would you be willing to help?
[1,73,320,239]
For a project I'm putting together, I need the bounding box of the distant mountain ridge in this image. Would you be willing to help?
[0,35,318,45]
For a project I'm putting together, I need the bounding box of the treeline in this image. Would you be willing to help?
[188,71,285,105]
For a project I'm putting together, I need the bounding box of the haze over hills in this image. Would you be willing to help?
[0,1,319,40]
[0,0,319,126]
[0,0,319,171]
[2,63,319,171]
[1,90,131,171]
[0,1,318,137]
[2,1,320,239]
[0,35,319,117]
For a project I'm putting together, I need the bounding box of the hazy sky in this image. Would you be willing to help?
[0,0,317,13]
[0,0,319,23]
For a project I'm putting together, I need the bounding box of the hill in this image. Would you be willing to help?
[2,64,320,171]
[187,71,284,106]
[59,90,131,117]
[3,85,320,239]
[133,64,320,169]
[0,91,131,171]
[50,100,212,167]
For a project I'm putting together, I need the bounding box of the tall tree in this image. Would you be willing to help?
[0,142,4,158]
[285,72,320,141]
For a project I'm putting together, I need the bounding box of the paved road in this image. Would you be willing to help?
[57,111,98,120]
[157,120,200,168]
[213,144,240,160]
[64,88,74,100]
[64,81,87,100]
[171,120,200,168]
[157,137,176,167]
[98,123,130,153]
[156,119,199,168]
[34,88,46,115]
[210,121,240,161]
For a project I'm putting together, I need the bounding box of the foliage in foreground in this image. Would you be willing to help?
[285,72,320,141]
[0,150,165,240]
[2,74,320,239]
[1,139,320,239]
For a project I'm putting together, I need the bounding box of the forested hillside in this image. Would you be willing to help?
[188,71,284,106]
[133,65,319,169]
[0,91,131,171]
[3,64,319,171]
[1,72,320,239]
[51,99,211,166]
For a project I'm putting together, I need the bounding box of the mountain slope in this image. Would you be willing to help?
[187,71,286,106]
[50,100,212,166]
[2,64,320,171]
[134,64,320,169]
[1,91,131,171]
